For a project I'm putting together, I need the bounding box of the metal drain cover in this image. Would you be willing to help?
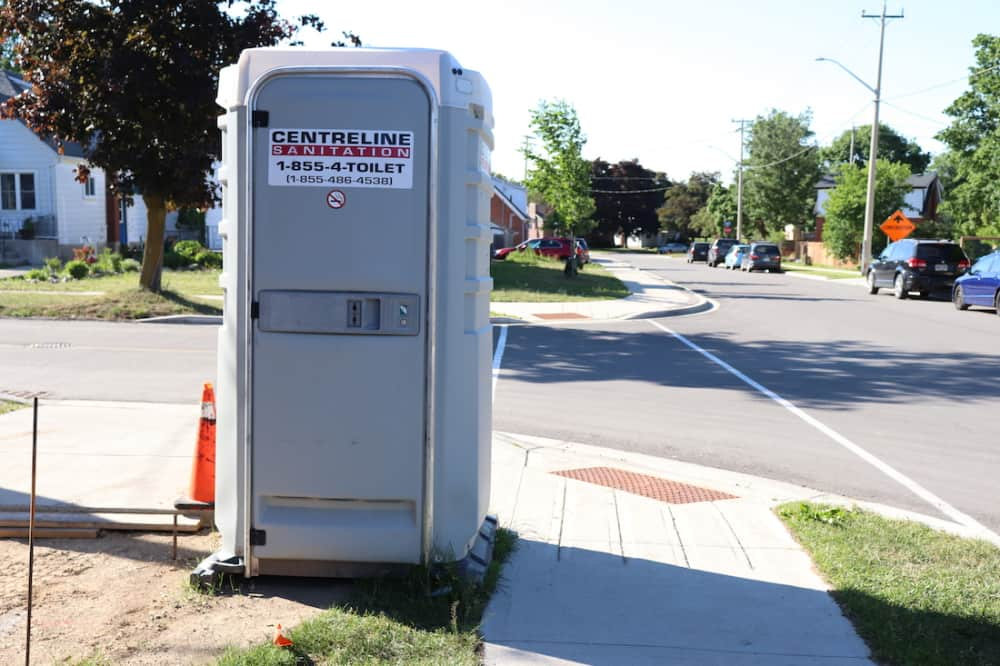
[552,466,738,504]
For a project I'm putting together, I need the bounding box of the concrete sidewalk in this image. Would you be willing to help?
[482,432,875,665]
[490,254,710,322]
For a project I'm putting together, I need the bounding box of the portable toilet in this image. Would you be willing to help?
[194,48,495,580]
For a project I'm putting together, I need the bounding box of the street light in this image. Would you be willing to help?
[816,55,881,274]
[816,2,901,274]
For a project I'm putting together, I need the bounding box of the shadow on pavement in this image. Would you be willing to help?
[498,325,1000,410]
[484,538,872,664]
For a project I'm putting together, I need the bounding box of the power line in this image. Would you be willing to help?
[885,61,1000,102]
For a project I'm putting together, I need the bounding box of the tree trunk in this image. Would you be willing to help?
[139,193,166,292]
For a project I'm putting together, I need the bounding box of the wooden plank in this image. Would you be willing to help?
[0,518,204,533]
[0,528,99,539]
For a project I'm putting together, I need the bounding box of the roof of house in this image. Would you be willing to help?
[817,171,939,190]
[0,70,87,158]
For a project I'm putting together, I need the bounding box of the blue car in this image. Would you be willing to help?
[723,244,749,270]
[952,250,1000,315]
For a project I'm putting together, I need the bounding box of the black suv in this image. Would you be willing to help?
[707,238,738,267]
[866,239,971,299]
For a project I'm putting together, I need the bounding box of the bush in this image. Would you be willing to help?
[44,256,62,273]
[173,240,205,262]
[64,260,90,279]
[162,250,188,269]
[195,250,222,269]
[92,248,124,274]
[25,268,49,280]
[122,258,141,272]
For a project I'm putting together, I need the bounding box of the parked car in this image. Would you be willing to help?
[952,249,1000,315]
[494,239,540,260]
[658,242,688,254]
[740,242,782,272]
[723,244,750,270]
[707,238,739,267]
[866,239,970,299]
[576,238,591,265]
[686,242,709,263]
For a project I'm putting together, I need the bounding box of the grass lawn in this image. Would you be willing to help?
[0,270,222,320]
[491,253,629,302]
[217,528,517,666]
[782,262,860,279]
[778,502,1000,666]
[0,400,27,416]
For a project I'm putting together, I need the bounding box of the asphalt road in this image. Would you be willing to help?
[493,254,1000,535]
[0,319,216,403]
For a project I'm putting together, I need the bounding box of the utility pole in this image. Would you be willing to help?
[859,1,903,273]
[849,125,856,164]
[732,119,751,241]
[520,135,534,182]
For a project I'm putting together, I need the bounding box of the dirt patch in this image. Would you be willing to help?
[0,531,351,665]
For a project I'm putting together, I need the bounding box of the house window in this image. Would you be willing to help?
[84,176,96,197]
[19,174,35,209]
[0,172,36,210]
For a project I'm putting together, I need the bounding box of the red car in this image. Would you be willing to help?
[494,237,587,263]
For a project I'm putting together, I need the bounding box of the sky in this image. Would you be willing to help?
[279,0,998,185]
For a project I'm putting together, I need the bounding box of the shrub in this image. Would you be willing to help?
[122,258,141,272]
[25,268,49,280]
[162,250,188,269]
[92,248,124,274]
[195,250,222,269]
[64,260,90,279]
[173,240,205,262]
[44,256,62,273]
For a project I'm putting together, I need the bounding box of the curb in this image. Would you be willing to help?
[137,314,223,325]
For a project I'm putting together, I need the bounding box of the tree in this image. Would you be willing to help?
[0,1,347,292]
[822,160,911,262]
[590,158,669,247]
[743,110,821,238]
[0,36,18,74]
[935,34,1000,238]
[704,183,738,237]
[657,172,719,240]
[524,100,595,272]
[819,124,930,173]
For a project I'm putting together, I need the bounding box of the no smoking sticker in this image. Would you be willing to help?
[326,189,346,209]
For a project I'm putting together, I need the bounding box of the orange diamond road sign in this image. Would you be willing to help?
[880,210,916,241]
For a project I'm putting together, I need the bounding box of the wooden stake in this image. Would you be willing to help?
[25,397,38,666]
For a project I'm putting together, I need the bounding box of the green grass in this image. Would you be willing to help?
[0,270,222,320]
[778,502,1000,666]
[0,400,28,415]
[491,252,629,302]
[781,264,860,280]
[0,269,222,294]
[218,528,517,666]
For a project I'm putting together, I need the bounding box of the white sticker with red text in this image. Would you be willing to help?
[268,128,413,189]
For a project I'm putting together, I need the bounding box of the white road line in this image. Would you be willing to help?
[492,324,509,405]
[648,318,1000,545]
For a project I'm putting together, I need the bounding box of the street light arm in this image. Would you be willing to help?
[815,57,877,95]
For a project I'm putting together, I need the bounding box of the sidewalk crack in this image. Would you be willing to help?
[714,503,754,570]
[665,506,690,568]
[612,490,626,564]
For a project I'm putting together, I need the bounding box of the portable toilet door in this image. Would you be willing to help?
[246,68,434,576]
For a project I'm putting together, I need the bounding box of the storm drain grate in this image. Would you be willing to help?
[534,312,589,320]
[552,466,738,504]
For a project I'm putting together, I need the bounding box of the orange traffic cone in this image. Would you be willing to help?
[273,624,293,647]
[187,383,216,504]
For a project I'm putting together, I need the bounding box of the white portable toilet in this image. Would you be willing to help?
[195,48,495,580]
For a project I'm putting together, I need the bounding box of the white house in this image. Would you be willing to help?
[1,70,179,263]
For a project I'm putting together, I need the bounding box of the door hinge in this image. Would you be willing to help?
[249,528,267,546]
[252,110,269,128]
[250,301,260,319]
